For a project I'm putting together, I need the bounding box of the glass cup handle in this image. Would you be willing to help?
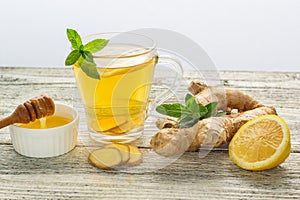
[158,55,184,90]
[147,55,184,116]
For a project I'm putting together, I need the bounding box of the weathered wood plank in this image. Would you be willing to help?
[0,145,299,199]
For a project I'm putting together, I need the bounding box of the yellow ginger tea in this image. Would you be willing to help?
[74,44,157,136]
[18,116,72,129]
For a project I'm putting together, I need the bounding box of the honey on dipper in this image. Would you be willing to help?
[0,95,70,129]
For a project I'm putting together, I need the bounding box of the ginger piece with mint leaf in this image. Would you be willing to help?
[150,80,276,157]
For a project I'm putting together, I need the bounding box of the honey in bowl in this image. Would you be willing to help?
[17,116,72,129]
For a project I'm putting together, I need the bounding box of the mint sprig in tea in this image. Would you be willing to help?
[65,28,109,79]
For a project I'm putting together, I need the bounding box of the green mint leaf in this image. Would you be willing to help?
[66,28,82,50]
[184,93,208,118]
[82,51,94,63]
[84,39,109,53]
[198,104,208,118]
[156,94,221,128]
[77,56,84,66]
[185,94,195,108]
[206,102,218,113]
[202,102,218,118]
[185,93,193,104]
[65,50,81,65]
[179,115,199,128]
[81,60,100,80]
[156,103,186,118]
[79,44,85,53]
[189,102,201,119]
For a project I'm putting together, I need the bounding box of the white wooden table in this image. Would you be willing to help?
[0,67,299,199]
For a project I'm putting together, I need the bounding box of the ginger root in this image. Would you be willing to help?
[150,80,277,157]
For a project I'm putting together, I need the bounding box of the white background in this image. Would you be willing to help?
[0,0,299,71]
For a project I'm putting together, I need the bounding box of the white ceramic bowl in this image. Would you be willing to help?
[9,104,79,158]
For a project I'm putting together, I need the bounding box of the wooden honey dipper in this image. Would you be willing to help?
[0,95,55,129]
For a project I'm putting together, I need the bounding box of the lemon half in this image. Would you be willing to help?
[229,114,290,171]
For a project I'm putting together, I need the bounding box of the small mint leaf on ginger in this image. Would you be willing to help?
[203,102,218,118]
[185,93,195,108]
[156,103,185,118]
[156,93,220,128]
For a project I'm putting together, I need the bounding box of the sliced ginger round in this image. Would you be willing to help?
[105,143,130,164]
[229,114,290,171]
[88,147,122,169]
[88,144,142,170]
[126,145,143,166]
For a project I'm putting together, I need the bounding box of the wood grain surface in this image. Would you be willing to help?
[0,67,299,199]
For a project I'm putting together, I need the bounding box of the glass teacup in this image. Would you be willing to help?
[73,32,182,143]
